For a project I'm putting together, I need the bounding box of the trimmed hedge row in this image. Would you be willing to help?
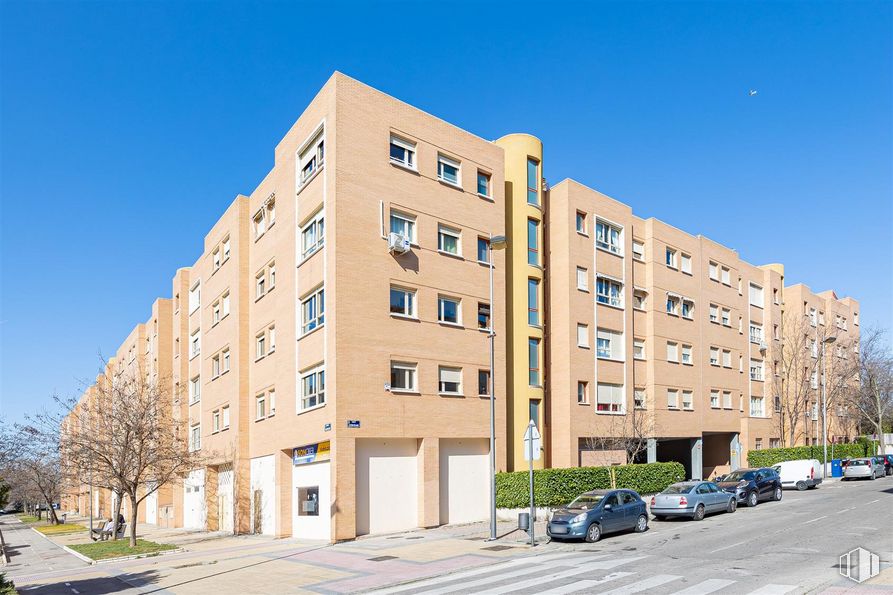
[746,443,868,467]
[495,462,685,509]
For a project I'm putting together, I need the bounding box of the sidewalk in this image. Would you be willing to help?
[0,516,89,580]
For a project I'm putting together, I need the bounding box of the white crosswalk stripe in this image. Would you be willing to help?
[745,585,798,595]
[593,574,682,594]
[671,578,737,594]
[480,569,635,594]
[535,572,637,595]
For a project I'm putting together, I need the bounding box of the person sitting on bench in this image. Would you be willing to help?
[91,518,115,541]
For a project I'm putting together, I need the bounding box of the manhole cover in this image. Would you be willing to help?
[368,555,399,562]
[482,545,515,551]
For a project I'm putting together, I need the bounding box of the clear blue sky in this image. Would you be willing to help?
[1,1,891,424]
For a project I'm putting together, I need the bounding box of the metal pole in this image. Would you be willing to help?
[821,341,828,475]
[528,428,535,547]
[488,238,497,542]
[89,466,93,535]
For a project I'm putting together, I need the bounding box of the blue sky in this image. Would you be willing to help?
[1,1,890,424]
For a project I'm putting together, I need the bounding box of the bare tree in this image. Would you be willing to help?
[582,404,653,465]
[853,328,893,452]
[10,423,63,524]
[774,308,825,446]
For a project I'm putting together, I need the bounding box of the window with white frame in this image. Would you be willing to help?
[811,370,818,389]
[750,359,764,381]
[255,393,267,420]
[438,366,462,395]
[819,310,825,325]
[189,281,201,314]
[633,289,647,310]
[301,287,325,334]
[682,390,693,410]
[437,154,461,185]
[809,307,817,326]
[710,347,720,365]
[709,261,719,280]
[301,210,325,259]
[595,220,622,255]
[190,329,201,358]
[390,286,416,318]
[438,296,461,325]
[709,304,719,323]
[667,389,679,409]
[222,406,230,428]
[632,240,644,261]
[597,328,623,360]
[256,271,266,299]
[438,225,461,256]
[389,135,416,169]
[577,324,589,348]
[212,300,222,325]
[212,354,221,378]
[213,248,221,272]
[749,322,764,343]
[596,276,623,307]
[576,211,587,234]
[633,338,646,360]
[710,390,720,408]
[749,283,764,308]
[666,341,679,363]
[634,389,646,409]
[723,391,732,409]
[721,308,731,326]
[681,299,694,319]
[578,381,589,404]
[299,129,325,185]
[300,366,325,410]
[222,292,230,317]
[681,253,692,274]
[189,376,200,404]
[266,198,275,227]
[596,383,624,413]
[681,344,693,365]
[253,208,267,239]
[222,347,231,372]
[665,247,678,268]
[721,266,731,285]
[810,338,818,358]
[390,362,417,392]
[268,389,276,416]
[255,332,266,360]
[212,410,220,433]
[478,237,490,263]
[222,236,230,262]
[666,294,680,315]
[390,211,416,244]
[189,424,201,451]
[576,267,588,291]
[750,396,765,417]
[477,171,491,197]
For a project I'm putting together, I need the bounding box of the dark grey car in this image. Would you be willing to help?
[547,489,648,543]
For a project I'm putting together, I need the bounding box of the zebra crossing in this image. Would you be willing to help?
[370,551,799,595]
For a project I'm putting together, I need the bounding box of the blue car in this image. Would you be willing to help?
[547,489,648,543]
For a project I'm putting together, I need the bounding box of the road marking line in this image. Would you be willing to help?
[588,574,681,595]
[419,564,566,595]
[745,585,797,595]
[480,569,634,594]
[712,540,746,552]
[535,572,637,595]
[71,590,79,594]
[671,578,736,594]
[804,515,827,524]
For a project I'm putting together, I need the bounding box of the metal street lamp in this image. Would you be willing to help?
[487,234,507,541]
[821,335,837,476]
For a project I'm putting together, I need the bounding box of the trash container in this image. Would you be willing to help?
[518,512,530,532]
[831,459,843,478]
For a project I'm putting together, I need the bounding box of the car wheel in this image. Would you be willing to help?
[871,471,877,480]
[635,514,648,532]
[727,498,737,513]
[796,481,807,491]
[773,487,782,501]
[585,522,601,543]
[747,491,758,507]
[693,504,705,521]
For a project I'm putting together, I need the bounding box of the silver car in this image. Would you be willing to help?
[843,457,885,480]
[650,481,736,521]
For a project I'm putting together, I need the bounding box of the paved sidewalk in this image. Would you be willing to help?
[0,516,89,580]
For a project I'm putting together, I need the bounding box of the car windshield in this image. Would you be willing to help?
[663,484,694,494]
[567,494,604,510]
[724,470,756,481]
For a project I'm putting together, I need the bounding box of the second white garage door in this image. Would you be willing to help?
[356,439,418,536]
[439,439,489,525]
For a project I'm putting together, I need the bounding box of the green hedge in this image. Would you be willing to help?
[495,462,685,508]
[0,572,15,595]
[746,443,868,467]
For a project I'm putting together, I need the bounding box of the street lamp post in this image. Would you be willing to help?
[821,335,837,476]
[487,234,507,541]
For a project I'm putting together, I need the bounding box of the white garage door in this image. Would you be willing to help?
[250,455,276,536]
[292,461,330,540]
[145,482,158,525]
[356,439,419,536]
[183,469,206,529]
[439,439,489,525]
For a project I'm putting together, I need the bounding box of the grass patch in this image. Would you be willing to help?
[34,523,88,535]
[69,539,177,561]
[16,514,41,523]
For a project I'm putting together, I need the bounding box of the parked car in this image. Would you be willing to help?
[716,467,782,506]
[843,457,885,480]
[879,454,893,476]
[650,481,736,521]
[772,459,823,491]
[547,489,648,543]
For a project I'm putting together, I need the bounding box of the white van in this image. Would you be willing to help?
[772,459,823,490]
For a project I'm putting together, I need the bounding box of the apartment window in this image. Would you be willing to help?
[478,302,491,330]
[681,299,694,319]
[390,211,416,243]
[256,272,266,299]
[437,154,461,185]
[527,158,539,205]
[301,210,325,259]
[253,209,267,239]
[301,287,325,334]
[438,366,462,395]
[222,292,230,317]
[723,391,732,409]
[189,376,200,404]
[389,135,416,168]
[390,362,417,392]
[633,289,647,310]
[477,171,491,197]
[710,347,720,366]
[255,393,267,420]
[710,390,720,408]
[267,327,275,353]
[222,236,230,262]
[666,341,679,363]
[667,389,679,409]
[256,332,267,360]
[750,359,764,381]
[721,267,731,285]
[222,348,231,372]
[528,279,540,326]
[709,262,719,280]
[575,381,588,404]
[633,339,646,360]
[438,225,461,256]
[773,324,779,340]
[390,286,416,318]
[300,366,325,410]
[634,389,646,409]
[212,410,220,433]
[529,399,541,428]
[528,338,540,386]
[854,311,859,325]
[750,397,765,417]
[477,237,490,263]
[632,240,644,261]
[438,296,461,325]
[189,424,201,451]
[574,267,588,291]
[769,438,780,449]
[478,370,490,396]
[681,344,693,365]
[189,281,201,314]
[721,308,731,326]
[299,130,325,185]
[774,395,782,413]
[709,304,719,323]
[190,329,201,358]
[212,300,221,325]
[221,405,230,429]
[213,248,221,271]
[597,328,623,360]
[666,294,680,316]
[212,354,221,378]
[749,283,764,308]
[749,323,764,344]
[819,310,826,325]
[665,247,677,268]
[773,288,779,305]
[596,277,623,307]
[527,219,539,266]
[739,355,744,372]
[682,390,693,411]
[596,383,624,413]
[576,211,587,234]
[577,324,589,348]
[595,220,622,255]
[810,339,818,358]
[680,253,692,274]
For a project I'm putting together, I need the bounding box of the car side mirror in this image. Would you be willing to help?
[756,475,763,481]
[604,504,612,511]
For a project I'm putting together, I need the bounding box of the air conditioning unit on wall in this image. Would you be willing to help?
[388,232,411,255]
